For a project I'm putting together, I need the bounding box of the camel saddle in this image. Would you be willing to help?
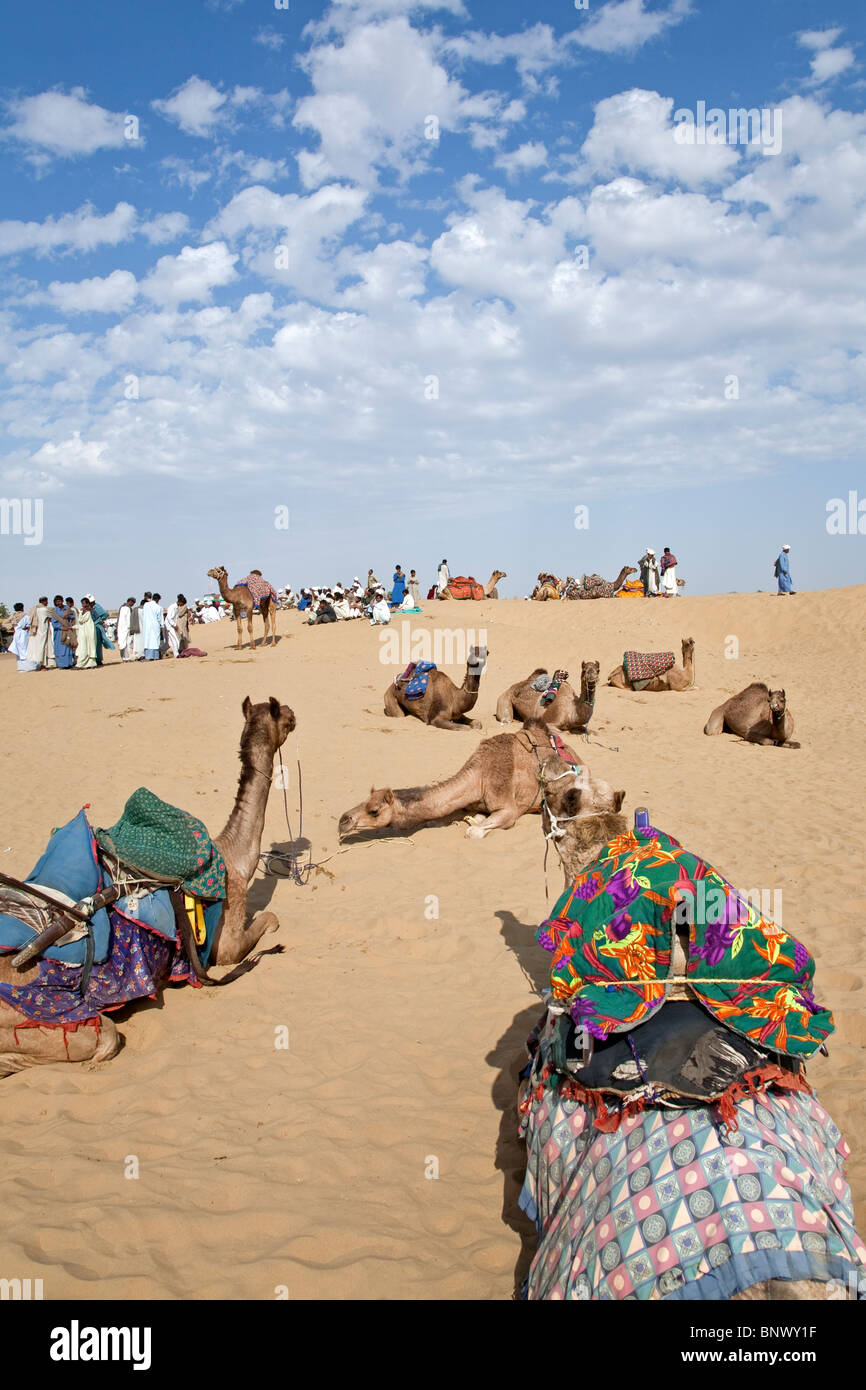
[447,576,483,600]
[622,649,675,687]
[396,661,436,699]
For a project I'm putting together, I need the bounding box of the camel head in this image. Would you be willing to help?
[682,637,695,662]
[769,689,787,716]
[492,570,506,584]
[580,660,600,700]
[239,695,296,763]
[208,566,227,583]
[540,756,625,840]
[339,787,397,839]
[467,645,488,674]
[558,812,629,881]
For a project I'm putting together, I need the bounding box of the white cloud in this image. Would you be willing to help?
[797,29,856,88]
[577,88,738,186]
[30,432,113,474]
[2,88,131,157]
[42,270,139,315]
[294,16,508,189]
[573,0,692,56]
[152,77,228,136]
[141,243,238,307]
[140,212,191,244]
[0,202,137,257]
[494,141,548,180]
[442,25,564,93]
[254,28,286,51]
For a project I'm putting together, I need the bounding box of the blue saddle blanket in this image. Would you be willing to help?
[398,661,437,699]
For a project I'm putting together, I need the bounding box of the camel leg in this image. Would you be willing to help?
[235,616,243,651]
[383,685,406,718]
[703,706,726,735]
[0,1014,120,1074]
[211,905,280,966]
[495,687,517,724]
[247,610,255,651]
[431,714,479,730]
[464,806,521,838]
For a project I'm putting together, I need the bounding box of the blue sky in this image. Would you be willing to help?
[0,0,863,603]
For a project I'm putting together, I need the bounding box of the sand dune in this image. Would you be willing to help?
[0,587,862,1299]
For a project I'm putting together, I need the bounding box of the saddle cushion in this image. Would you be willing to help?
[447,577,483,600]
[96,788,226,900]
[536,823,833,1058]
[0,810,111,964]
[623,650,675,683]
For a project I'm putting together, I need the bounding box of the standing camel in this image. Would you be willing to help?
[440,570,506,600]
[607,638,696,691]
[496,661,599,732]
[0,696,295,1073]
[384,646,488,730]
[207,566,277,651]
[704,684,799,747]
[339,721,624,841]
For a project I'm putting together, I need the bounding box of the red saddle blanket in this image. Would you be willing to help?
[447,576,483,600]
[623,650,675,684]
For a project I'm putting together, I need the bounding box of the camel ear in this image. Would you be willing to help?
[383,789,394,805]
[242,696,252,719]
[268,696,281,720]
[614,791,626,812]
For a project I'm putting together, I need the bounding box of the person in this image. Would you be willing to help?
[175,594,190,652]
[117,597,136,661]
[408,569,420,605]
[775,544,795,594]
[50,595,76,668]
[437,559,450,597]
[639,548,660,597]
[75,598,98,669]
[10,605,33,671]
[165,595,182,657]
[370,590,391,625]
[660,547,678,597]
[297,589,312,612]
[391,565,407,607]
[400,588,417,612]
[140,592,163,660]
[86,595,114,664]
[25,597,52,669]
[307,597,337,625]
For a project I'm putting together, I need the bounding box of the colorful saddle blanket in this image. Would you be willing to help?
[396,661,436,699]
[447,576,483,601]
[575,574,615,600]
[96,787,226,899]
[537,822,833,1059]
[615,578,644,598]
[623,650,675,685]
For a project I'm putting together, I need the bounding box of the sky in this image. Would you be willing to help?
[0,0,864,604]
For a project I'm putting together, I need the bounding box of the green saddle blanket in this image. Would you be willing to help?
[96,787,226,900]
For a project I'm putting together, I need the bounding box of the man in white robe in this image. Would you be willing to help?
[25,598,52,668]
[165,599,180,657]
[12,611,34,671]
[116,598,135,660]
[437,560,450,597]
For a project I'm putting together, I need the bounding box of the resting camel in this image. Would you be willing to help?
[521,804,855,1301]
[569,567,637,599]
[339,720,625,841]
[608,637,696,691]
[384,646,488,730]
[0,696,295,1073]
[440,570,506,600]
[496,660,599,732]
[208,566,277,650]
[531,574,563,601]
[704,683,799,747]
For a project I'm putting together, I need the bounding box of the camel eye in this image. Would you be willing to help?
[369,809,379,818]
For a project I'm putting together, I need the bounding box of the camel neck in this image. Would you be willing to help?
[218,756,274,882]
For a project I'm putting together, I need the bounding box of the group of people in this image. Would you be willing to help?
[297,567,423,627]
[8,596,114,672]
[637,547,680,597]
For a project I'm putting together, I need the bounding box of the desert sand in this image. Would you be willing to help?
[0,586,862,1300]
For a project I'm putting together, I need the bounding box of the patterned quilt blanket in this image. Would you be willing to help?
[446,576,483,600]
[623,650,675,684]
[396,661,436,699]
[518,1075,866,1300]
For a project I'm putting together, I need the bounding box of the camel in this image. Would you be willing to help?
[704,683,799,747]
[607,637,696,691]
[440,570,505,600]
[384,646,488,730]
[496,661,599,733]
[207,566,277,650]
[521,806,854,1301]
[0,696,295,1073]
[338,720,625,841]
[569,566,637,599]
[531,573,563,601]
